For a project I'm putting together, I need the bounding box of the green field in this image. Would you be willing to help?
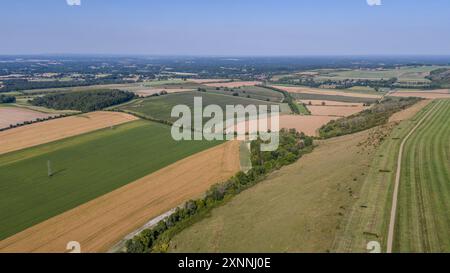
[332,100,449,253]
[396,99,450,252]
[0,120,221,240]
[295,103,311,115]
[118,91,289,123]
[205,86,285,102]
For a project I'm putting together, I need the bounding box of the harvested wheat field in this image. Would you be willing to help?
[227,115,338,137]
[306,105,367,117]
[0,111,137,155]
[390,90,450,99]
[389,99,431,123]
[272,85,382,99]
[205,81,261,88]
[280,115,339,136]
[0,107,56,129]
[0,141,239,253]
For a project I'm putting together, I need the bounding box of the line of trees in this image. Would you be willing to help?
[30,90,136,112]
[319,97,421,138]
[125,129,314,253]
[257,85,300,114]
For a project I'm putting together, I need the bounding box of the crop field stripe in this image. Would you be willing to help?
[386,100,442,253]
[397,100,450,252]
[391,100,450,252]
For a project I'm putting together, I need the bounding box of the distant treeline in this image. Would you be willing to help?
[319,97,421,138]
[30,90,136,112]
[273,75,445,90]
[125,129,314,253]
[0,94,16,103]
[0,78,135,93]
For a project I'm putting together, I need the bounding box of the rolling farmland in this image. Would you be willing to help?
[0,141,239,253]
[333,101,450,252]
[118,91,287,124]
[0,120,221,241]
[395,99,450,252]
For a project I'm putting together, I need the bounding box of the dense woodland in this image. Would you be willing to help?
[30,90,135,112]
[427,68,450,87]
[0,94,16,103]
[319,97,421,138]
[125,129,314,253]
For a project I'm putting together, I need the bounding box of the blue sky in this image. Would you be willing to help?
[1,0,450,55]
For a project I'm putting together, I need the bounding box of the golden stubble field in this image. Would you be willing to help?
[0,111,137,155]
[0,141,240,253]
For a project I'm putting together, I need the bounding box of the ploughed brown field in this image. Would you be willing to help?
[0,107,57,129]
[0,111,137,155]
[271,85,382,99]
[204,81,262,88]
[0,141,240,253]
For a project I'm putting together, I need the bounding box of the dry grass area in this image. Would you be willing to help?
[0,111,137,155]
[169,130,380,253]
[205,81,261,88]
[307,105,367,117]
[389,99,432,123]
[0,107,56,129]
[272,85,382,99]
[390,90,450,99]
[0,141,240,253]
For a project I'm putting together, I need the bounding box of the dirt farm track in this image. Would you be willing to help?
[0,111,137,155]
[0,141,239,253]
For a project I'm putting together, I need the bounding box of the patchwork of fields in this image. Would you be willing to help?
[0,141,239,253]
[1,71,448,254]
[0,120,221,242]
